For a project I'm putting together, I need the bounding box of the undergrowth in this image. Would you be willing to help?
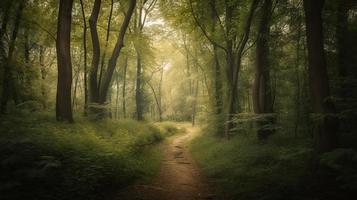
[0,111,178,200]
[190,126,357,200]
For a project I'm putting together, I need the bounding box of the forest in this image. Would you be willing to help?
[0,0,357,199]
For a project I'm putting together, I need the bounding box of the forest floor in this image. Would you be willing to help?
[112,124,220,200]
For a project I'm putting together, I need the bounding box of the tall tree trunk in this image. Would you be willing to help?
[72,63,81,109]
[135,51,144,120]
[0,1,12,59]
[99,0,136,104]
[115,69,120,119]
[134,0,144,120]
[209,0,223,116]
[225,0,259,138]
[252,0,274,140]
[192,80,199,126]
[1,0,25,113]
[303,0,338,152]
[294,15,302,137]
[79,0,88,115]
[88,0,101,104]
[98,0,114,90]
[147,80,162,122]
[39,46,47,109]
[213,45,223,115]
[122,57,128,118]
[56,0,74,122]
[22,26,30,94]
[225,0,234,89]
[158,66,163,121]
[0,2,12,38]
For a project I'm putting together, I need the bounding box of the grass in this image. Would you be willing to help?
[190,126,317,200]
[0,111,180,200]
[191,125,357,200]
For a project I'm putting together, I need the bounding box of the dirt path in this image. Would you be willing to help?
[113,126,218,200]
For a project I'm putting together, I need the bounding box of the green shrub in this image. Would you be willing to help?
[0,112,169,200]
[155,121,184,137]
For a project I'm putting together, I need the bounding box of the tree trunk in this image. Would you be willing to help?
[88,0,101,104]
[147,80,162,122]
[98,0,136,104]
[225,0,259,138]
[115,69,120,119]
[135,51,144,120]
[0,1,12,38]
[1,0,25,113]
[122,57,128,118]
[252,0,274,140]
[98,0,114,90]
[134,0,145,120]
[56,0,74,122]
[39,46,47,109]
[213,45,223,115]
[294,16,302,137]
[158,66,163,121]
[72,63,81,110]
[0,1,12,58]
[303,0,338,152]
[209,0,223,116]
[192,80,199,126]
[79,0,88,115]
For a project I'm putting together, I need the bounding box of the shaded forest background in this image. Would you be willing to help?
[0,0,357,200]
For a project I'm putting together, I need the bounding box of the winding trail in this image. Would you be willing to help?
[113,125,218,200]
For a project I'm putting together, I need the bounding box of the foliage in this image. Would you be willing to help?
[155,121,186,136]
[0,112,174,200]
[191,126,357,200]
[191,127,315,200]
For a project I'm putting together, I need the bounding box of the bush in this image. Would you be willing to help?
[155,121,184,137]
[0,112,170,200]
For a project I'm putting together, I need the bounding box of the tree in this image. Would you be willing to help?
[225,0,260,138]
[87,0,136,117]
[122,56,128,118]
[79,0,88,115]
[98,0,114,92]
[56,0,74,122]
[252,0,274,140]
[303,0,338,152]
[99,0,136,103]
[88,0,101,105]
[1,0,25,113]
[209,0,223,116]
[189,0,259,137]
[133,0,157,120]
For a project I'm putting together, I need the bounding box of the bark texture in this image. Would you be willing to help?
[89,0,101,103]
[252,0,274,140]
[56,0,74,122]
[303,0,338,152]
